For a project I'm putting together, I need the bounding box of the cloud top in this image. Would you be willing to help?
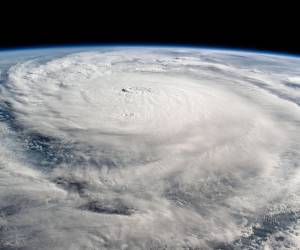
[0,47,299,249]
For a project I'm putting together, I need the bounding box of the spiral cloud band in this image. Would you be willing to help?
[0,47,299,249]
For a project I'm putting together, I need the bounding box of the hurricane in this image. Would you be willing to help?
[0,47,299,249]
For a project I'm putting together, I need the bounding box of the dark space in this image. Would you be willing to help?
[0,4,298,55]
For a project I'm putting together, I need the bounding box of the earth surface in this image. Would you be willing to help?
[0,46,299,249]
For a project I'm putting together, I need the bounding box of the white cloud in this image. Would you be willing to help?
[0,48,299,249]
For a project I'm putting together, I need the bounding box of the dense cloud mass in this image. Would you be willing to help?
[0,47,299,249]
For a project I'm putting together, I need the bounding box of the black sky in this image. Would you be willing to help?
[1,4,298,55]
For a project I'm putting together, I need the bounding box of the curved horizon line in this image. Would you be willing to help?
[0,43,299,59]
